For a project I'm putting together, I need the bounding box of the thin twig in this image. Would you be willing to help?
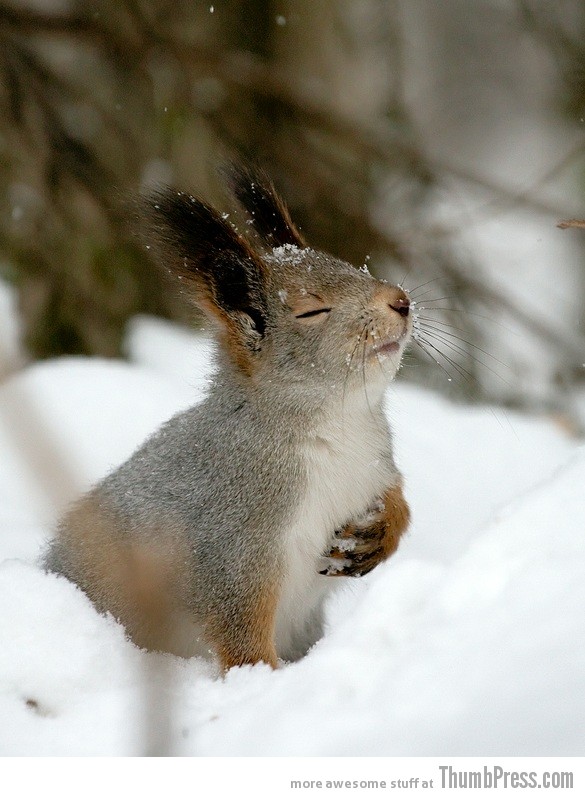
[558,219,585,229]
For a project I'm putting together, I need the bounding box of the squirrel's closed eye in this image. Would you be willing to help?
[293,294,332,323]
[295,307,331,319]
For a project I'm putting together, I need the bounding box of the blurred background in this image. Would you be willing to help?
[1,0,585,415]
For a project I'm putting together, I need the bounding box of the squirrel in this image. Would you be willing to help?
[43,165,412,671]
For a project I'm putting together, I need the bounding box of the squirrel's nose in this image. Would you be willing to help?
[387,288,410,317]
[372,284,411,317]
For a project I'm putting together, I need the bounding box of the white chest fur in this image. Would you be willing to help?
[274,399,396,660]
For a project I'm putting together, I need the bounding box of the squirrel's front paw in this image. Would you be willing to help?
[319,500,386,578]
[319,485,410,578]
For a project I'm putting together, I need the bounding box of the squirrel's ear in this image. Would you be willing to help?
[144,190,270,372]
[225,163,306,249]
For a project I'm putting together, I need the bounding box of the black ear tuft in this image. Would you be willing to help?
[225,163,306,249]
[143,189,269,338]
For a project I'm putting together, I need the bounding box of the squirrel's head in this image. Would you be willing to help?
[144,165,412,407]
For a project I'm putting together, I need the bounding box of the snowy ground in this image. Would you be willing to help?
[0,308,583,756]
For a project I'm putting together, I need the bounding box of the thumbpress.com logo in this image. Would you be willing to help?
[439,765,573,789]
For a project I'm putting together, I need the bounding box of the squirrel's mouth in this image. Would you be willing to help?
[370,329,409,359]
[374,340,400,356]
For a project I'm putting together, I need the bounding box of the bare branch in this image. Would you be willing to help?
[558,219,585,229]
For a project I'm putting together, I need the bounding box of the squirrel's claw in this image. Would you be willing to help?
[319,544,384,577]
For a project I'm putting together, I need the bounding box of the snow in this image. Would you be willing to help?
[270,243,306,265]
[0,312,583,756]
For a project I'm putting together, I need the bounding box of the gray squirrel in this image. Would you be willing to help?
[44,165,412,670]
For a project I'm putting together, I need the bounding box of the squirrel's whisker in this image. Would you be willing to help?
[407,276,444,296]
[417,318,511,370]
[418,326,513,389]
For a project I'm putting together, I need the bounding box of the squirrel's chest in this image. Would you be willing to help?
[290,418,393,567]
[273,417,395,659]
[301,418,394,533]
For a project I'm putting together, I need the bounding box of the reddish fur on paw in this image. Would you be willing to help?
[377,480,411,559]
[322,480,410,577]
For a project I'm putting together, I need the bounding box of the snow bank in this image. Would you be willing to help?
[0,316,582,755]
